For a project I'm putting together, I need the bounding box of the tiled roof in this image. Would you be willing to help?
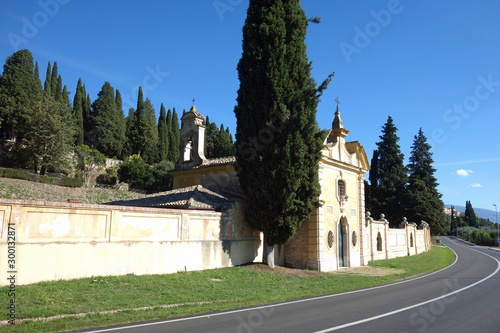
[106,185,235,211]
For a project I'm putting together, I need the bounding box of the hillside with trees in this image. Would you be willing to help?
[0,49,235,192]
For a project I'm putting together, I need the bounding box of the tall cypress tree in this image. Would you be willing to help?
[43,61,51,95]
[130,87,152,157]
[90,82,125,157]
[165,108,174,161]
[50,62,58,99]
[158,103,168,161]
[169,108,180,162]
[464,200,478,228]
[234,0,330,256]
[142,98,158,164]
[372,116,408,226]
[406,128,446,234]
[72,78,84,146]
[34,61,42,91]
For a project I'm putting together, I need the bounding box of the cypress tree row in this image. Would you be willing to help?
[234,0,328,256]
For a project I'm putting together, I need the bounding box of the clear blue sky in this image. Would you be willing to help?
[1,1,499,213]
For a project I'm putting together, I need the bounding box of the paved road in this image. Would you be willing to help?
[78,237,500,333]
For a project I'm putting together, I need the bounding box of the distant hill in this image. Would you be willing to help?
[445,204,499,222]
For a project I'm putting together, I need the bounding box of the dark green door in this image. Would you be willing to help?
[338,223,344,267]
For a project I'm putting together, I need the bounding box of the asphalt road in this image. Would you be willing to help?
[78,237,500,333]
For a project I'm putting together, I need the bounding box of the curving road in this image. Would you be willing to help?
[79,237,500,333]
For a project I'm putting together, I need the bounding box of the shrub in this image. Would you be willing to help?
[42,175,53,184]
[97,166,118,185]
[118,155,154,189]
[150,160,174,192]
[62,176,84,188]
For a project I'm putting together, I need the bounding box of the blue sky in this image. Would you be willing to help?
[1,1,499,213]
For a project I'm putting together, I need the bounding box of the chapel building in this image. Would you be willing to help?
[170,103,373,271]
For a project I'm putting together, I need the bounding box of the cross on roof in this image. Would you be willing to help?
[335,97,340,109]
[192,98,195,105]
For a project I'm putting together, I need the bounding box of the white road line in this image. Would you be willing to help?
[313,240,500,332]
[83,242,458,332]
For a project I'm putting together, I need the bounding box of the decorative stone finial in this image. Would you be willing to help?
[380,213,385,219]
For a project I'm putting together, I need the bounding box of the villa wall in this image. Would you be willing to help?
[0,198,262,286]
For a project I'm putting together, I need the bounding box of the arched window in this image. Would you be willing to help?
[338,179,346,197]
[377,232,383,251]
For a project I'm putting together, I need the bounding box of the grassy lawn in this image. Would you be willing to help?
[1,246,454,333]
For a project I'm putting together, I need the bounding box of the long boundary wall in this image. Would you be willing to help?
[0,199,262,286]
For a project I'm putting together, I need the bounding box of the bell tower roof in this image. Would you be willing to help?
[328,98,349,142]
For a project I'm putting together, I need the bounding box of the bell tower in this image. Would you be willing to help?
[176,105,207,169]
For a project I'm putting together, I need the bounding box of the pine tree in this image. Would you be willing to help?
[372,116,408,225]
[406,128,446,234]
[234,0,330,256]
[158,103,168,161]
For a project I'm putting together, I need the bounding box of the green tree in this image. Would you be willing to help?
[464,200,478,228]
[234,0,331,263]
[50,62,58,99]
[141,98,159,164]
[372,116,408,226]
[21,94,74,174]
[0,49,42,143]
[89,82,126,157]
[72,78,85,146]
[168,108,180,162]
[118,155,154,189]
[406,128,446,235]
[43,61,51,95]
[158,103,169,161]
[366,149,379,214]
[130,87,151,157]
[74,145,106,186]
[123,107,135,157]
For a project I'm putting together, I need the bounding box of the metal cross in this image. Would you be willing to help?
[192,98,195,105]
[335,97,340,108]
